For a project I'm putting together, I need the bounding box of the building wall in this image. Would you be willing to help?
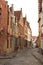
[18,24,24,48]
[12,17,19,50]
[18,12,25,49]
[38,0,43,50]
[19,13,24,26]
[40,1,43,49]
[0,0,8,55]
[0,0,32,55]
[7,4,15,54]
[24,21,28,40]
[26,23,32,48]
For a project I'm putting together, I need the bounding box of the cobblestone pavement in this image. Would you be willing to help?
[0,48,43,65]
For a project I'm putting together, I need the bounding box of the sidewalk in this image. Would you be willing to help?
[32,48,43,64]
[0,51,17,59]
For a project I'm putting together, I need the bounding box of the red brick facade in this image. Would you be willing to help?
[14,9,25,49]
[0,0,8,54]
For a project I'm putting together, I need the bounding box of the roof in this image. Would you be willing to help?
[32,36,37,39]
[14,10,21,20]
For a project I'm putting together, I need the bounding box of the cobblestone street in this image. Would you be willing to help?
[0,48,43,65]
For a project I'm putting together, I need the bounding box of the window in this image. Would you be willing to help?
[0,13,1,15]
[7,42,9,48]
[11,17,13,28]
[0,16,1,23]
[7,37,9,48]
[0,8,2,13]
[10,37,12,48]
[0,8,2,23]
[15,17,16,23]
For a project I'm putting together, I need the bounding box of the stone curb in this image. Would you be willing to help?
[0,52,17,59]
[32,52,43,64]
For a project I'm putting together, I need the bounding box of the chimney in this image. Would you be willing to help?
[21,8,22,11]
[11,4,14,13]
[25,14,27,20]
[5,1,8,5]
[7,5,9,8]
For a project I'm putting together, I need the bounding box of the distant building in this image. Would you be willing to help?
[27,22,32,48]
[32,36,37,41]
[14,9,25,49]
[14,9,32,49]
[24,17,32,48]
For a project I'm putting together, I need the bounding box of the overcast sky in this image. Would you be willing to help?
[7,0,38,36]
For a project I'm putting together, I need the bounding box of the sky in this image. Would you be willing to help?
[7,0,38,36]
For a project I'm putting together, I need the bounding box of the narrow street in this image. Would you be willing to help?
[0,0,43,65]
[0,48,43,65]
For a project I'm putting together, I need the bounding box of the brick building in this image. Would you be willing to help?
[24,18,32,48]
[0,0,32,55]
[23,17,27,47]
[0,0,9,55]
[14,9,25,49]
[0,0,15,55]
